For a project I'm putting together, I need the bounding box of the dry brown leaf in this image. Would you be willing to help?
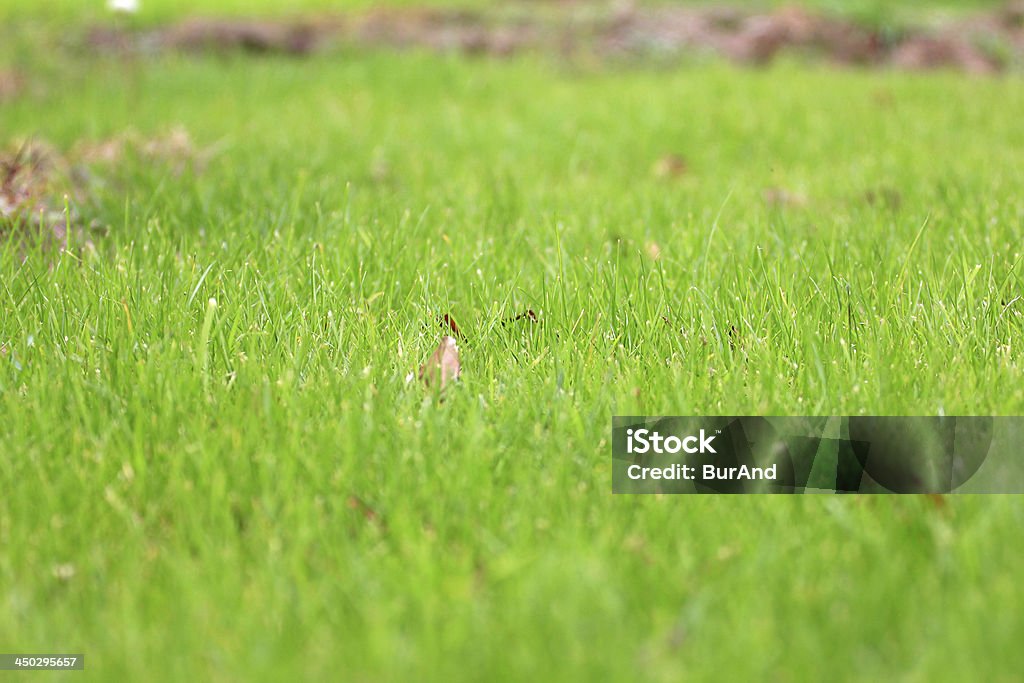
[419,336,461,390]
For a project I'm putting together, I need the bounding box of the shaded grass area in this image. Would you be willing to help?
[1,40,1024,683]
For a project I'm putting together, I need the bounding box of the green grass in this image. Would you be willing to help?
[2,27,1024,683]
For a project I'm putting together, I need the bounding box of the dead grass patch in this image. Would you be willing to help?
[1,126,215,258]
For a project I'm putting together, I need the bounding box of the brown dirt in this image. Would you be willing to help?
[0,69,25,101]
[80,3,1024,73]
[598,5,1009,71]
[158,17,341,55]
[1,140,81,254]
[1,127,213,257]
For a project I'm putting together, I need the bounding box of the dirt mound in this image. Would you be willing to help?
[1,127,215,258]
[81,3,1024,73]
[0,141,81,255]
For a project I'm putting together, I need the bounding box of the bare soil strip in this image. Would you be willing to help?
[83,2,1024,73]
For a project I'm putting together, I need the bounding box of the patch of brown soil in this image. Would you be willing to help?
[353,7,536,56]
[598,5,1003,71]
[891,35,1002,74]
[159,17,340,55]
[79,2,1024,73]
[0,69,25,101]
[0,141,82,254]
[86,18,340,56]
[1,127,214,258]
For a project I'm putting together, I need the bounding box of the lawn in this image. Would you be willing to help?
[2,4,1024,681]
